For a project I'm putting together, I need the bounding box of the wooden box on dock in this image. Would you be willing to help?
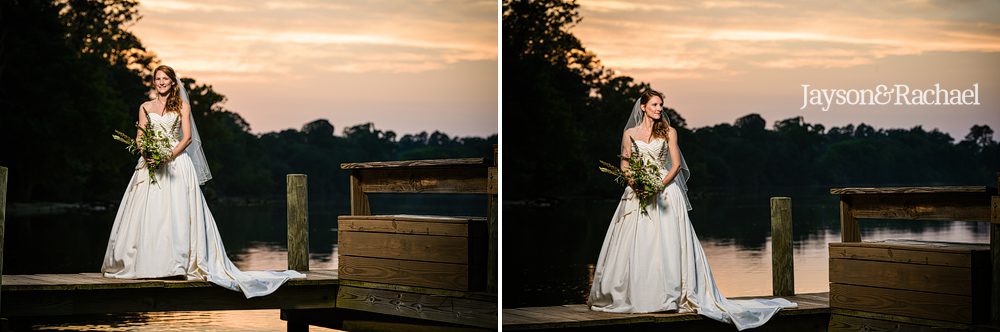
[829,239,991,324]
[337,214,487,292]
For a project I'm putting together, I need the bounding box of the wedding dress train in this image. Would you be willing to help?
[588,138,796,330]
[102,111,304,298]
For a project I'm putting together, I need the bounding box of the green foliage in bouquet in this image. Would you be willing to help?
[598,137,665,215]
[112,111,178,186]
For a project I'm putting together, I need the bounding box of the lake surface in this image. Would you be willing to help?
[4,194,485,331]
[502,186,991,308]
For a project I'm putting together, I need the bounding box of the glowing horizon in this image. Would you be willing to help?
[131,0,498,137]
[574,0,1000,139]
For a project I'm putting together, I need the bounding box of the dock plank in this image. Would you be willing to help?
[2,269,339,291]
[1,269,340,317]
[503,292,831,330]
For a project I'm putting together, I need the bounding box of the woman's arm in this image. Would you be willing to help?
[136,102,148,141]
[169,102,193,160]
[620,129,632,172]
[661,127,682,186]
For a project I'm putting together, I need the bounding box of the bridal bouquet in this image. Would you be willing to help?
[598,137,665,215]
[111,114,176,186]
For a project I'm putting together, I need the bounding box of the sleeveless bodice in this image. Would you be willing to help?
[147,111,181,143]
[633,137,666,169]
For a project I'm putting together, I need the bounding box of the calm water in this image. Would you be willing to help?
[4,194,485,331]
[502,186,991,308]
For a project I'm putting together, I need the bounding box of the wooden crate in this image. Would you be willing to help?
[338,214,487,292]
[829,239,991,324]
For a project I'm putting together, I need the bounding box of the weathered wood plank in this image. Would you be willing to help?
[831,239,990,254]
[0,165,6,312]
[829,258,973,296]
[847,192,991,222]
[339,255,469,291]
[339,231,469,264]
[3,269,339,291]
[829,313,955,332]
[830,309,973,330]
[359,167,488,194]
[335,285,496,329]
[771,197,794,296]
[487,148,497,293]
[992,196,1000,321]
[287,174,309,272]
[341,320,491,332]
[502,292,832,329]
[338,218,468,237]
[830,186,987,194]
[341,158,486,170]
[829,244,977,267]
[840,197,860,242]
[2,283,337,317]
[350,172,371,216]
[338,214,481,224]
[505,308,572,324]
[338,280,496,302]
[487,188,498,294]
[487,167,497,195]
[519,305,602,323]
[830,283,982,323]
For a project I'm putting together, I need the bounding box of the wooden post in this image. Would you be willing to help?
[770,197,794,296]
[487,145,498,293]
[991,173,999,322]
[0,166,7,313]
[287,174,309,272]
[839,196,860,242]
[349,172,370,216]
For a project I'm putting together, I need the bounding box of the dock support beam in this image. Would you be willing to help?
[286,174,310,332]
[1,166,7,315]
[992,173,999,322]
[488,145,498,293]
[771,197,794,297]
[287,174,309,272]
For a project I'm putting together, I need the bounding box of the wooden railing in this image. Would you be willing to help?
[830,175,1000,323]
[341,146,498,293]
[286,146,498,330]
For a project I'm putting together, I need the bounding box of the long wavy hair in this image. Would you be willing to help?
[152,65,182,114]
[639,89,669,140]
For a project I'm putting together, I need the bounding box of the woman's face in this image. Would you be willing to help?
[642,96,663,120]
[154,70,173,95]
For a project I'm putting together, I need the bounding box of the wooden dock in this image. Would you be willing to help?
[0,146,499,331]
[503,292,830,331]
[1,269,339,317]
[503,196,829,331]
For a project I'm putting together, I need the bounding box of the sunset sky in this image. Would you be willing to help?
[573,0,1000,139]
[131,0,498,137]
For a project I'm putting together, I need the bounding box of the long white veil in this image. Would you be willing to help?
[175,76,212,185]
[623,98,692,211]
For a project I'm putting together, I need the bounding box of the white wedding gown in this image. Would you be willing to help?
[588,138,796,330]
[102,111,305,298]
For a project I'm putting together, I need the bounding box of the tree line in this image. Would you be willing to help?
[502,0,998,199]
[0,0,496,204]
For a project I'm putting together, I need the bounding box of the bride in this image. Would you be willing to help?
[102,65,304,298]
[587,90,796,330]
